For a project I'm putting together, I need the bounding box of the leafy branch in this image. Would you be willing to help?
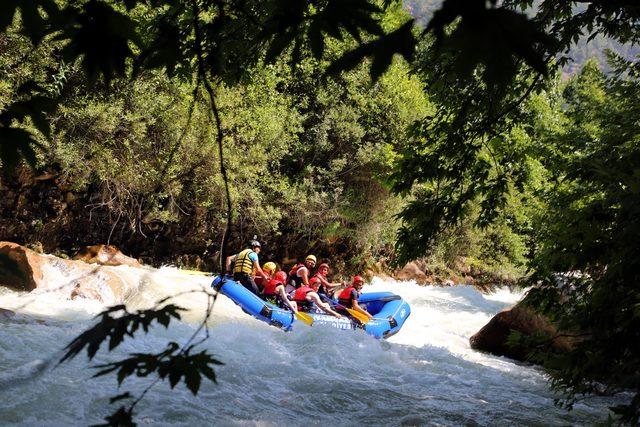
[59,287,222,426]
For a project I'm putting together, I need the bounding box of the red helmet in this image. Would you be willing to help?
[352,275,364,285]
[274,271,287,284]
[318,263,329,271]
[309,277,320,287]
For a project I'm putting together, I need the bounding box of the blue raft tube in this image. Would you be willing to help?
[211,275,411,339]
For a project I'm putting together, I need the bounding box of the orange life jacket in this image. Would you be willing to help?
[338,286,358,308]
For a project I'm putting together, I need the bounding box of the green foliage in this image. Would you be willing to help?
[392,0,640,266]
[523,56,640,423]
[93,341,222,394]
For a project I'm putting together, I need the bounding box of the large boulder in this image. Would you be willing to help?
[0,241,45,291]
[73,244,141,268]
[469,305,573,361]
[0,241,135,303]
[395,261,431,285]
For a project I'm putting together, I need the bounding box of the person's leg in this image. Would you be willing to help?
[241,274,260,296]
[233,272,257,295]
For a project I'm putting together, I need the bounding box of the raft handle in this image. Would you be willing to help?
[260,305,273,319]
[387,316,398,329]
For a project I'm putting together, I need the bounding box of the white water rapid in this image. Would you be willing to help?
[0,266,619,425]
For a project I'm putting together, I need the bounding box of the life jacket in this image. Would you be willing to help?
[233,249,255,274]
[292,285,313,312]
[338,286,359,308]
[262,278,279,296]
[254,274,270,288]
[288,263,307,288]
[262,278,286,308]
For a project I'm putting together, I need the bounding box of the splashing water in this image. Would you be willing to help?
[0,266,619,425]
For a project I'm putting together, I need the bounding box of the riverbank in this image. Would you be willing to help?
[0,240,519,298]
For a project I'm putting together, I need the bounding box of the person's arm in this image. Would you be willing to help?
[327,281,343,289]
[225,255,236,273]
[249,252,269,280]
[353,299,373,319]
[317,276,340,290]
[253,260,268,280]
[309,293,341,318]
[331,280,348,292]
[300,267,309,286]
[317,275,330,286]
[277,285,297,312]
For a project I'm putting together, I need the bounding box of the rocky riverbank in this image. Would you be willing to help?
[0,241,144,303]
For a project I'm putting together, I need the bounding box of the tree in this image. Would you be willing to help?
[522,56,640,424]
[388,1,640,422]
[391,0,640,263]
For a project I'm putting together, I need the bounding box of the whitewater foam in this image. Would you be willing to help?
[0,266,620,425]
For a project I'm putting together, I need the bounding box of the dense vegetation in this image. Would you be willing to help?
[0,3,428,273]
[0,0,639,424]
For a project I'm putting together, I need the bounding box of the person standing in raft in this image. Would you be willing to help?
[225,240,269,296]
[337,275,373,320]
[314,263,343,298]
[292,277,342,318]
[255,261,276,289]
[263,271,298,313]
[287,254,317,293]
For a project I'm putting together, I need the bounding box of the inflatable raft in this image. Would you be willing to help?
[211,275,411,339]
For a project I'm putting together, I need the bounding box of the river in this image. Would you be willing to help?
[0,265,619,425]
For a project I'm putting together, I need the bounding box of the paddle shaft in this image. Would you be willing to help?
[320,294,370,324]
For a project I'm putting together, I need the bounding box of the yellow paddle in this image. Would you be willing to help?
[345,308,371,325]
[319,294,370,325]
[294,311,313,326]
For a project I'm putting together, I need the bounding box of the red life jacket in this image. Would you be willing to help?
[254,276,265,288]
[262,278,279,296]
[338,286,358,308]
[293,286,313,301]
[292,285,314,312]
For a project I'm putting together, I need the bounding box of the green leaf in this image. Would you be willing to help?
[94,406,135,427]
[326,20,416,82]
[0,0,20,33]
[184,368,201,395]
[57,0,141,82]
[0,127,43,172]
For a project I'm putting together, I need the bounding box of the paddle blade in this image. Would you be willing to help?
[295,312,313,326]
[346,308,370,325]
